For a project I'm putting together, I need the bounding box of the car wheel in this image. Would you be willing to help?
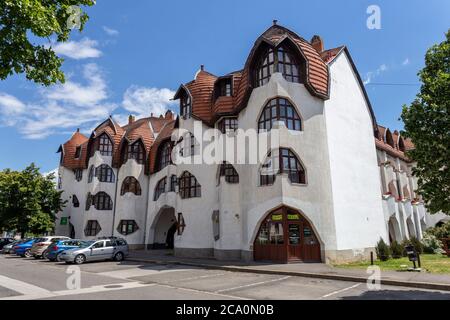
[48,258,55,262]
[33,255,40,259]
[42,250,49,260]
[24,249,32,258]
[74,254,86,265]
[114,252,124,261]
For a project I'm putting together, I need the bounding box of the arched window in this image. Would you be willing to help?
[95,164,115,183]
[154,177,167,201]
[219,162,239,184]
[170,174,178,192]
[255,45,301,87]
[121,177,142,196]
[180,94,192,118]
[157,141,172,171]
[385,130,395,148]
[72,195,79,208]
[124,141,145,165]
[260,148,306,186]
[92,192,113,210]
[98,133,113,156]
[74,169,82,182]
[179,171,201,199]
[85,220,101,236]
[88,165,94,183]
[258,98,301,132]
[398,137,406,152]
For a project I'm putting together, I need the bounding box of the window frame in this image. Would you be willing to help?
[258,97,302,132]
[219,162,239,184]
[180,93,192,118]
[121,176,142,196]
[117,220,139,236]
[84,220,101,237]
[98,133,113,156]
[74,169,83,182]
[95,164,115,183]
[74,146,82,159]
[260,148,306,186]
[157,140,172,171]
[218,117,238,134]
[92,192,113,210]
[124,140,145,165]
[153,177,167,201]
[72,195,80,208]
[179,171,201,199]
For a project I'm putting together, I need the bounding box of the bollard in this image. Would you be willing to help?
[370,251,374,265]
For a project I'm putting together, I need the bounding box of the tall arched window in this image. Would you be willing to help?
[258,98,301,132]
[98,133,113,156]
[169,174,178,192]
[121,176,142,196]
[124,141,145,165]
[93,192,113,210]
[260,148,306,186]
[95,164,115,183]
[153,177,167,201]
[88,165,94,183]
[219,162,239,184]
[180,94,192,118]
[255,45,301,87]
[72,195,80,208]
[157,141,172,171]
[179,171,201,199]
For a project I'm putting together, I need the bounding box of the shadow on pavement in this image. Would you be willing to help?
[341,289,450,300]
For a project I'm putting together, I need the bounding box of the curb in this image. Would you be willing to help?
[127,257,450,292]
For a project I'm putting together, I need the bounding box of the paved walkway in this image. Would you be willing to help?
[128,250,450,291]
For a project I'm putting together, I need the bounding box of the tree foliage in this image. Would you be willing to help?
[401,30,450,215]
[0,163,66,236]
[0,0,96,86]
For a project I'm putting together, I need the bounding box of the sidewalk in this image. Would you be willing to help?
[127,249,450,292]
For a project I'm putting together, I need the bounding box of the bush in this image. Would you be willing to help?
[426,221,450,239]
[421,232,445,254]
[375,238,391,261]
[390,241,404,259]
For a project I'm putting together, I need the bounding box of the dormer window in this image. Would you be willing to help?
[124,141,145,165]
[74,146,82,159]
[180,94,192,118]
[98,133,113,156]
[255,45,301,87]
[218,117,238,134]
[215,77,232,100]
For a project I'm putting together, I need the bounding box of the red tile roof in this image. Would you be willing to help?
[375,125,414,162]
[58,130,89,170]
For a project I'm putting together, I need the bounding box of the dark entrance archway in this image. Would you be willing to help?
[254,206,321,263]
[152,207,177,249]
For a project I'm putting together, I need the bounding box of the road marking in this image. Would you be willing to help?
[97,267,194,279]
[215,276,291,294]
[157,283,250,300]
[319,283,362,299]
[165,272,228,284]
[0,275,51,296]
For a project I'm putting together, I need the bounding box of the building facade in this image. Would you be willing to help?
[55,24,448,264]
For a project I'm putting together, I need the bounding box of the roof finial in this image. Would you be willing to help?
[273,19,278,26]
[200,64,204,71]
[76,128,80,132]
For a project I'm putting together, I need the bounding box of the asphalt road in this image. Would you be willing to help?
[0,254,449,300]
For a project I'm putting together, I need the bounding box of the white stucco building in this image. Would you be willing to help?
[55,23,448,263]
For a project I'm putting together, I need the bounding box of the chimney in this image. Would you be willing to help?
[311,35,324,53]
[128,114,135,125]
[165,110,173,120]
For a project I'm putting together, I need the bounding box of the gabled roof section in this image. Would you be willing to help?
[58,129,89,170]
[149,120,177,174]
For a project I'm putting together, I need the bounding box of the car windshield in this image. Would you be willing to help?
[35,238,48,243]
[79,241,94,248]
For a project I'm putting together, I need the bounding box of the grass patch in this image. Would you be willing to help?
[334,254,450,274]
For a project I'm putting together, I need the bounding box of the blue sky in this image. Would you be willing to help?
[0,0,449,173]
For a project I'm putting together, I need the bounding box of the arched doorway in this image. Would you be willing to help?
[388,217,401,243]
[254,206,321,263]
[152,207,177,249]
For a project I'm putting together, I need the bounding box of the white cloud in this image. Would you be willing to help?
[0,63,117,139]
[122,86,177,118]
[363,63,388,85]
[0,93,26,115]
[52,38,102,60]
[402,58,410,66]
[102,26,119,36]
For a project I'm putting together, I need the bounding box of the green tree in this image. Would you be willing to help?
[0,0,96,86]
[401,30,450,215]
[0,163,66,236]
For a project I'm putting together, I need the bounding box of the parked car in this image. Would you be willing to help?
[13,239,39,257]
[47,239,90,262]
[59,238,129,264]
[1,239,24,254]
[0,238,14,250]
[30,236,71,259]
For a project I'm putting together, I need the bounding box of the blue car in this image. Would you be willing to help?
[13,238,38,257]
[47,239,89,262]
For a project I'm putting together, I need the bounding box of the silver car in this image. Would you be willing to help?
[59,238,129,264]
